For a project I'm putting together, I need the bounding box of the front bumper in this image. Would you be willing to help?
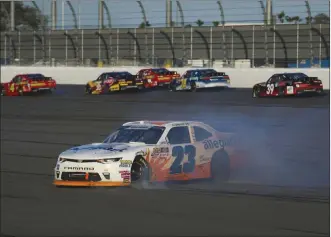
[53,161,131,187]
[53,180,130,187]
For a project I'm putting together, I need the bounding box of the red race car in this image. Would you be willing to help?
[252,73,324,98]
[137,68,181,88]
[1,73,56,96]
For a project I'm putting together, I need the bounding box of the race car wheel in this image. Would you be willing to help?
[278,87,285,97]
[18,86,24,96]
[169,82,177,92]
[130,156,150,188]
[85,85,92,94]
[190,82,197,92]
[252,87,260,98]
[210,150,231,183]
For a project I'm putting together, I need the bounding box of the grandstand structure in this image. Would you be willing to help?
[0,0,330,68]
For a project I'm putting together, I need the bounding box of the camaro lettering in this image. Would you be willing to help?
[64,167,94,171]
[203,139,225,150]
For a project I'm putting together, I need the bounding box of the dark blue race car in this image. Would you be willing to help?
[169,69,230,92]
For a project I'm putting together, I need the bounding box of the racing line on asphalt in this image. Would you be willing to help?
[1,86,329,236]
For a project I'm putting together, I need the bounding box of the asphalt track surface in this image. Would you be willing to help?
[1,86,330,237]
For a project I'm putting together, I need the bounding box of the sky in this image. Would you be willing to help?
[25,0,330,29]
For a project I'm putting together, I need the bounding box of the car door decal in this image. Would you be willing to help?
[169,145,196,174]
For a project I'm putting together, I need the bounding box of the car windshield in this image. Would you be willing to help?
[105,72,131,79]
[284,73,308,80]
[103,126,165,144]
[27,74,45,80]
[151,68,168,75]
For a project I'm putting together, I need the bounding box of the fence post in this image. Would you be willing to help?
[49,30,51,65]
[152,27,155,66]
[171,27,174,66]
[210,26,213,67]
[252,25,255,68]
[81,29,84,65]
[190,26,193,61]
[296,23,299,68]
[273,24,276,66]
[134,28,137,66]
[116,28,119,65]
[33,31,36,64]
[319,24,322,67]
[65,30,68,66]
[18,31,21,65]
[109,29,112,65]
[231,26,233,65]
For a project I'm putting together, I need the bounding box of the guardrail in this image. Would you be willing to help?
[1,66,329,89]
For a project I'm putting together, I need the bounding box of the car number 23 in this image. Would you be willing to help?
[169,145,196,174]
[266,83,275,94]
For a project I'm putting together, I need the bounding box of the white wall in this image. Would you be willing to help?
[1,66,329,89]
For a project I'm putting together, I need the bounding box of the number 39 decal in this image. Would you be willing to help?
[169,145,196,174]
[266,84,274,95]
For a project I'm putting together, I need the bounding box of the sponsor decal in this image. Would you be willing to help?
[199,155,210,163]
[172,122,190,127]
[203,139,225,150]
[119,170,131,179]
[64,167,94,171]
[119,160,132,168]
[123,178,130,183]
[151,147,169,159]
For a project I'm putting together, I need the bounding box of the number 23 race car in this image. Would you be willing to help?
[252,73,324,98]
[53,121,245,187]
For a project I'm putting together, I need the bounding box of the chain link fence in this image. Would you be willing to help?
[1,24,330,68]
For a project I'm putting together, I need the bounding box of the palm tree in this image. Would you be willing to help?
[212,21,220,27]
[195,19,204,27]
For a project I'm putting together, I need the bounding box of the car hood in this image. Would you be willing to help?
[256,82,266,86]
[59,142,147,159]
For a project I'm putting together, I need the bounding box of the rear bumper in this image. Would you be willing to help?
[53,180,130,187]
[196,82,231,88]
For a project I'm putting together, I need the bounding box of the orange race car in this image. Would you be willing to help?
[53,121,246,187]
[137,68,181,88]
[1,73,56,96]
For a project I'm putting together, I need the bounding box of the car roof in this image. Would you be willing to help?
[122,120,209,128]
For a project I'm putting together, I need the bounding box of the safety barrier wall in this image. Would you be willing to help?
[1,66,330,89]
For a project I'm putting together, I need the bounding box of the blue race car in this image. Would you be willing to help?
[169,69,230,92]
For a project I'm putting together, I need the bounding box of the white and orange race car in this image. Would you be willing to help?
[53,121,245,187]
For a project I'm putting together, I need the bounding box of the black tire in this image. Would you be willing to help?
[252,87,260,98]
[85,85,92,94]
[130,156,150,189]
[190,82,197,92]
[278,86,285,97]
[169,81,177,92]
[18,86,24,96]
[210,150,231,183]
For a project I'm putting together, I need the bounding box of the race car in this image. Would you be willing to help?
[1,73,56,96]
[85,71,144,95]
[169,69,230,92]
[136,68,181,88]
[53,120,244,187]
[252,72,324,98]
